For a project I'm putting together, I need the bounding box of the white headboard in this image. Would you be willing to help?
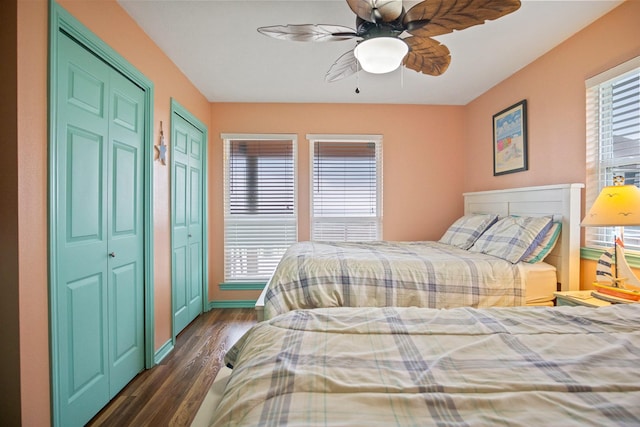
[463,183,584,292]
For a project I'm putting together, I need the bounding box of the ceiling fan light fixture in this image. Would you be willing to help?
[354,37,408,74]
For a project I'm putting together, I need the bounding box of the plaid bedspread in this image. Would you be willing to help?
[212,305,640,426]
[263,241,525,320]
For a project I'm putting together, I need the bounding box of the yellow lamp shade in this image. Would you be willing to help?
[581,184,640,227]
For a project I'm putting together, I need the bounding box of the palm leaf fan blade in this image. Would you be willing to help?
[257,24,357,42]
[326,50,359,82]
[403,36,451,76]
[347,0,404,23]
[404,0,521,37]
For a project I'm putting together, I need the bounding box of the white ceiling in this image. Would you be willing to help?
[117,0,622,105]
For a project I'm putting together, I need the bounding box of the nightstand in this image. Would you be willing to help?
[554,291,611,307]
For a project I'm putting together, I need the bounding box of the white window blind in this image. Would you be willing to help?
[585,57,640,252]
[309,135,382,241]
[223,134,297,281]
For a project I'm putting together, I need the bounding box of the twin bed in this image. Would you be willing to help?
[256,183,583,320]
[206,183,640,425]
[212,305,640,426]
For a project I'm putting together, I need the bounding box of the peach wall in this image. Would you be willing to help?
[464,1,640,193]
[17,0,211,425]
[208,103,466,301]
[464,1,640,289]
[17,0,51,425]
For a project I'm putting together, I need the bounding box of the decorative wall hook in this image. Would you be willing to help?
[155,121,167,165]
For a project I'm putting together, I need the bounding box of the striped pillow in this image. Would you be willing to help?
[522,222,562,263]
[469,216,553,263]
[439,214,498,250]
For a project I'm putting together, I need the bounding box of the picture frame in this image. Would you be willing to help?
[493,99,528,176]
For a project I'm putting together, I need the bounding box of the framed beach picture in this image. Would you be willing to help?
[493,100,528,176]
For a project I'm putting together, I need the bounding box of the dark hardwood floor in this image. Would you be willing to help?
[87,308,256,427]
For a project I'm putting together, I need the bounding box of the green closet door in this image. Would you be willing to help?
[55,32,144,426]
[106,64,145,395]
[172,112,204,335]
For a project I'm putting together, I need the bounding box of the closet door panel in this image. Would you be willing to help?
[66,274,106,398]
[106,70,145,397]
[56,32,110,426]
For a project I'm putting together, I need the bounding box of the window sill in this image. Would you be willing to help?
[581,247,640,269]
[219,282,267,291]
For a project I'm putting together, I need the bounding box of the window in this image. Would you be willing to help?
[222,134,297,281]
[308,134,382,241]
[585,57,640,252]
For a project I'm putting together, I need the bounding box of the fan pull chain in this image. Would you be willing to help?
[355,62,360,94]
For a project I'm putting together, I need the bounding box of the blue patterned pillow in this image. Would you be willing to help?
[469,216,553,263]
[439,214,498,250]
[522,222,562,263]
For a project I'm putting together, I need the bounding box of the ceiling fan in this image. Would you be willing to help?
[258,0,521,82]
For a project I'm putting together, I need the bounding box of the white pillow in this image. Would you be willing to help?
[439,214,498,250]
[469,216,553,263]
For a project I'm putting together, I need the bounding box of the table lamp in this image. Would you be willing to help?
[581,176,640,300]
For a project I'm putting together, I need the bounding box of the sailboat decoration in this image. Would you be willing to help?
[595,248,614,282]
[593,238,640,302]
